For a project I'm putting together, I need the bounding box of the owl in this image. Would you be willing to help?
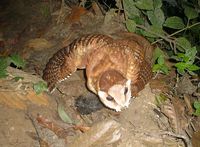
[43,33,153,111]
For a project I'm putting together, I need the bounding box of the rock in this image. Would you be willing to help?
[176,75,197,95]
[68,119,122,147]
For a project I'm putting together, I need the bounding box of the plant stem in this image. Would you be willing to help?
[152,22,200,44]
[136,25,174,43]
[169,22,200,37]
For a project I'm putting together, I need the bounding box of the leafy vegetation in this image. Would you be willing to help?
[152,47,169,74]
[9,54,26,68]
[193,101,200,116]
[33,81,48,95]
[0,54,48,95]
[123,0,200,75]
[0,54,26,78]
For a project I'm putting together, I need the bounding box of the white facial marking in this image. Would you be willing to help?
[98,91,122,111]
[124,79,132,107]
[98,79,132,111]
[108,85,126,106]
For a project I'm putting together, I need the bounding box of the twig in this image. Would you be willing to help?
[136,25,174,43]
[161,131,192,147]
[26,113,43,147]
[195,56,200,60]
[95,1,106,15]
[122,0,128,21]
[169,22,200,37]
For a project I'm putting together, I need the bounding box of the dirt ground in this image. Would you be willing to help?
[0,0,199,147]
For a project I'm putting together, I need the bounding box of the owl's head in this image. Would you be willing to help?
[98,79,132,111]
[97,70,132,111]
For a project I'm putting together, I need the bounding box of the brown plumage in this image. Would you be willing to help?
[42,33,153,111]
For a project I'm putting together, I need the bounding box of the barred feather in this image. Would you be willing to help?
[42,34,112,91]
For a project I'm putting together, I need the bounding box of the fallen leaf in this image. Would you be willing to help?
[65,6,88,24]
[58,103,74,124]
[36,114,72,139]
[73,125,90,133]
[161,96,189,134]
[176,74,197,95]
[192,131,200,147]
[183,94,194,115]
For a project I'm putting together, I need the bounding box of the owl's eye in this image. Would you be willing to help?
[124,87,128,95]
[106,95,114,101]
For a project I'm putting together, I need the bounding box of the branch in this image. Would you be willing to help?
[136,25,175,44]
[152,22,200,44]
[169,22,200,37]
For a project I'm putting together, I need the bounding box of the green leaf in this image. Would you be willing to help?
[153,64,162,72]
[153,47,164,62]
[175,62,189,75]
[33,81,47,95]
[153,63,169,74]
[184,6,198,20]
[171,55,181,61]
[132,16,145,25]
[0,69,8,78]
[185,47,197,64]
[58,103,74,124]
[147,8,165,28]
[193,109,200,116]
[153,0,162,8]
[160,65,169,74]
[177,53,189,62]
[0,57,10,79]
[9,54,26,68]
[153,47,169,74]
[176,37,192,51]
[157,55,164,65]
[164,16,185,29]
[193,101,200,116]
[125,19,136,32]
[177,53,185,58]
[187,64,200,71]
[135,0,154,10]
[141,25,164,38]
[140,30,156,38]
[0,57,10,70]
[175,62,188,69]
[123,0,140,18]
[177,67,185,75]
[194,101,200,109]
[13,76,24,82]
[150,25,164,35]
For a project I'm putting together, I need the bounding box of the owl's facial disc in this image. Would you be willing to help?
[98,79,132,111]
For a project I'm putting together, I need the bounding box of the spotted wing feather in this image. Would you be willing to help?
[42,34,112,92]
